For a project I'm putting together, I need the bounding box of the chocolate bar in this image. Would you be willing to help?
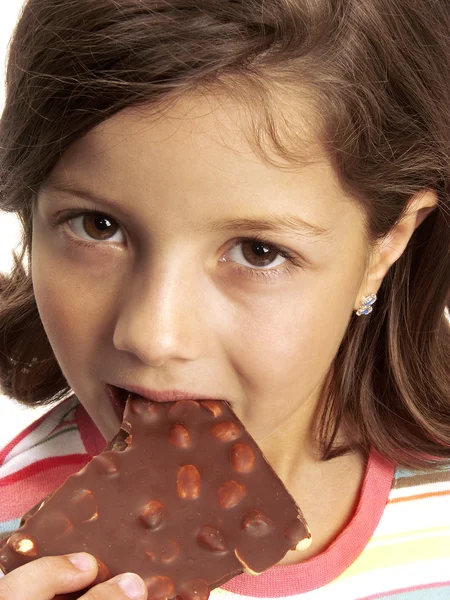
[0,396,311,599]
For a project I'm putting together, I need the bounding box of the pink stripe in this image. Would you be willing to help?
[0,454,88,488]
[221,448,395,596]
[0,455,90,520]
[361,579,450,599]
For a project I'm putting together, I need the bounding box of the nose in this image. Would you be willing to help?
[112,258,207,366]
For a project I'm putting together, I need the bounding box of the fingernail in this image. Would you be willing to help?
[68,552,96,571]
[117,573,146,598]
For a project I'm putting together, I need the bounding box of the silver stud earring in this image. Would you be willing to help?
[356,293,377,316]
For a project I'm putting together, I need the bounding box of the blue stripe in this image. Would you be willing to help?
[394,463,450,481]
[0,518,20,534]
[375,583,450,599]
[394,467,419,479]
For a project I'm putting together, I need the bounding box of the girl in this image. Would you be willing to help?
[0,0,449,598]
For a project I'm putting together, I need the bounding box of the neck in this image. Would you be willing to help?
[255,399,367,564]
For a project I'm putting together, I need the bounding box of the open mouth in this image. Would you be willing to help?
[106,384,232,423]
[106,385,131,422]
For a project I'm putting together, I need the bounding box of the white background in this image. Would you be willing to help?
[0,1,52,447]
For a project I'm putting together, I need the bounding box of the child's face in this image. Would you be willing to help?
[32,93,370,446]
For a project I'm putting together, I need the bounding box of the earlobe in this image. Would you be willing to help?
[354,189,438,312]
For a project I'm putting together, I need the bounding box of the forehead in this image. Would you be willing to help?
[45,92,364,237]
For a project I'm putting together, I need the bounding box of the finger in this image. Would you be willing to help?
[0,552,98,600]
[81,572,147,600]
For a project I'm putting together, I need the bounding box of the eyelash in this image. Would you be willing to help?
[53,209,306,283]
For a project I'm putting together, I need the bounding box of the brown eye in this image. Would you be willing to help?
[61,211,126,245]
[238,239,284,268]
[81,214,120,241]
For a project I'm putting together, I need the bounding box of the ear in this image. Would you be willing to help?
[354,189,438,311]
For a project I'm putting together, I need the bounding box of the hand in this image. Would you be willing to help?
[0,552,147,600]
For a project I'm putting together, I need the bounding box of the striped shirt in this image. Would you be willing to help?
[1,396,449,599]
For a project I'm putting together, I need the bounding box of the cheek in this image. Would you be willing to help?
[226,260,362,398]
[31,233,100,377]
[230,301,348,388]
[32,262,77,370]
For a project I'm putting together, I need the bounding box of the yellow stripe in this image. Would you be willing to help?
[338,533,450,580]
[370,525,450,546]
[389,489,450,503]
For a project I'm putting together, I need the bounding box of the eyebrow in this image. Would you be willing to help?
[41,181,331,239]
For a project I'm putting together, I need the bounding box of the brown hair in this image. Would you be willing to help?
[0,0,449,468]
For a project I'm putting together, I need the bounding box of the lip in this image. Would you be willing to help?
[119,384,223,403]
[106,383,225,421]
